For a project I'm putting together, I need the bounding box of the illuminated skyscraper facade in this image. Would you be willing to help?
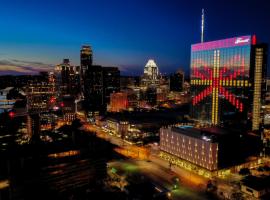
[190,35,267,130]
[80,45,93,76]
[141,59,160,86]
[81,45,93,94]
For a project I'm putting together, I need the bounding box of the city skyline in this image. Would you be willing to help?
[0,0,270,76]
[1,1,270,199]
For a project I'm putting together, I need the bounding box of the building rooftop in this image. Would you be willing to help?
[242,176,270,191]
[171,126,236,142]
[0,87,14,94]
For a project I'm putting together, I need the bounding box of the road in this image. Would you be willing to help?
[109,159,213,200]
[83,123,214,200]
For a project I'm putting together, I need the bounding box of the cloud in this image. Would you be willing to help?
[0,59,53,75]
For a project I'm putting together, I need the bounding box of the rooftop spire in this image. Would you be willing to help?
[201,8,205,43]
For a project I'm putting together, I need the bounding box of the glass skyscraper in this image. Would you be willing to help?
[190,35,267,131]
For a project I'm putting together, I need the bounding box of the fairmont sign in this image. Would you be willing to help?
[235,37,250,44]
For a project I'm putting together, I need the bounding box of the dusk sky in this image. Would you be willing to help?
[0,0,270,75]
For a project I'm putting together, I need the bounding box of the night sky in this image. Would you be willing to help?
[0,0,270,76]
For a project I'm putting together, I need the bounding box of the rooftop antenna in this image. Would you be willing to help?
[201,8,205,43]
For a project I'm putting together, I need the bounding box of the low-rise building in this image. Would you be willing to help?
[160,126,218,171]
[108,92,128,112]
[241,176,270,198]
[160,126,243,171]
[105,118,130,138]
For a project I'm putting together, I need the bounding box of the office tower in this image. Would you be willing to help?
[26,81,55,113]
[141,59,160,86]
[80,45,93,93]
[169,69,184,92]
[102,67,120,106]
[55,59,81,97]
[68,65,81,97]
[84,65,103,115]
[27,114,40,139]
[54,64,62,97]
[145,86,157,106]
[144,59,159,80]
[60,59,71,95]
[62,95,76,122]
[190,35,267,131]
[26,79,55,137]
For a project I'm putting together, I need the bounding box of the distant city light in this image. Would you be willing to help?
[9,111,15,118]
[53,106,59,110]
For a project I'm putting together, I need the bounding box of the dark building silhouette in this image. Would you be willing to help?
[170,69,184,92]
[80,45,93,94]
[80,46,120,114]
[145,86,157,106]
[27,113,40,140]
[103,67,120,106]
[55,59,81,97]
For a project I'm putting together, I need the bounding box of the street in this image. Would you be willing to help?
[82,123,216,200]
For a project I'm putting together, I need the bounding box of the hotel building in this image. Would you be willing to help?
[190,35,267,130]
[160,126,245,171]
[160,126,218,171]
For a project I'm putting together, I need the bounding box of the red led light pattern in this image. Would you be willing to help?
[192,55,246,113]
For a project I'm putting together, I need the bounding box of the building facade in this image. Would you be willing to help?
[108,92,128,112]
[26,82,56,113]
[190,35,267,130]
[141,59,160,87]
[103,67,120,106]
[160,126,218,171]
[84,65,103,114]
[80,45,93,78]
[170,69,184,92]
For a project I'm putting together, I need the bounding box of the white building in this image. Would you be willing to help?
[141,59,160,87]
[144,59,159,80]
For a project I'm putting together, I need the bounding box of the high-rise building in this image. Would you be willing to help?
[80,45,93,95]
[68,65,81,97]
[54,64,62,98]
[26,82,56,113]
[84,65,103,114]
[27,114,40,139]
[60,59,71,95]
[103,67,120,106]
[190,35,267,130]
[62,95,76,122]
[169,69,184,92]
[141,59,160,86]
[144,59,159,80]
[55,59,81,97]
[80,45,93,80]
